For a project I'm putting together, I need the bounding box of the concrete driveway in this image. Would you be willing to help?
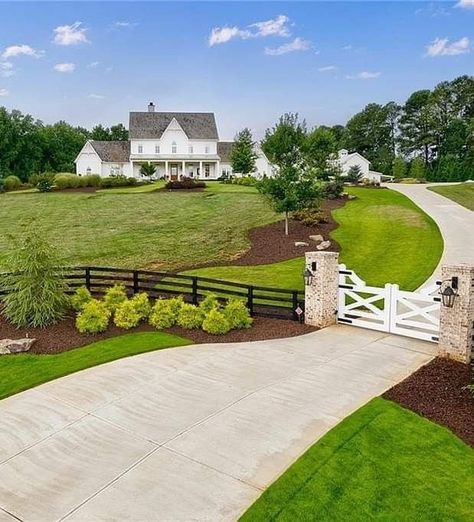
[0,326,435,521]
[388,183,474,287]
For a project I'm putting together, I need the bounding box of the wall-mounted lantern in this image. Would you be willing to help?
[439,276,458,308]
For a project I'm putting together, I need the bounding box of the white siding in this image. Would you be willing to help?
[75,142,102,176]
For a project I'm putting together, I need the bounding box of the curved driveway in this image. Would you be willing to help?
[388,183,474,287]
[0,326,435,521]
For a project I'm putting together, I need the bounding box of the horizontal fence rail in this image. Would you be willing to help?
[1,267,305,321]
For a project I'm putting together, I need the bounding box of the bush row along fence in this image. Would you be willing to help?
[1,267,305,321]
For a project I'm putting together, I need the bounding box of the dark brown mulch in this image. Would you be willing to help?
[383,357,474,447]
[0,314,316,355]
[52,187,98,193]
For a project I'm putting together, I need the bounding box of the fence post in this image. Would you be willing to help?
[292,291,299,321]
[192,277,198,305]
[85,267,91,291]
[247,286,254,316]
[133,271,139,295]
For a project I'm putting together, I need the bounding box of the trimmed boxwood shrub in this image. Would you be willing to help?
[202,309,231,335]
[149,299,177,329]
[76,299,111,334]
[114,299,141,329]
[177,303,204,329]
[4,175,22,191]
[103,284,128,312]
[82,174,102,187]
[70,286,92,311]
[224,298,253,329]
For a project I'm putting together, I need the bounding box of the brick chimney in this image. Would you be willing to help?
[148,102,155,113]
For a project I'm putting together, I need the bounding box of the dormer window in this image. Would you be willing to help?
[205,145,210,154]
[189,145,193,154]
[138,144,143,154]
[172,141,177,154]
[155,145,160,154]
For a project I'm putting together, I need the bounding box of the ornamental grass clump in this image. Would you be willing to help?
[103,284,127,313]
[149,299,177,329]
[76,299,111,334]
[114,299,141,330]
[70,286,92,311]
[202,309,231,335]
[177,303,204,329]
[224,298,253,329]
[0,227,69,327]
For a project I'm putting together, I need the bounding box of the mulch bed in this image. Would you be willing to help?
[0,314,316,355]
[384,358,474,447]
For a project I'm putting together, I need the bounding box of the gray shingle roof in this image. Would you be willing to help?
[217,141,234,163]
[129,112,219,140]
[90,141,130,162]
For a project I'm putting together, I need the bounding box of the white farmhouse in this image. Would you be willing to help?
[75,102,274,180]
[334,149,393,183]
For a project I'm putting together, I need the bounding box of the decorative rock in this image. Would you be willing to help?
[347,194,357,200]
[0,338,36,355]
[309,235,324,243]
[295,241,309,247]
[316,240,331,251]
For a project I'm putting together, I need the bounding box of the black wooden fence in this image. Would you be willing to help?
[1,266,304,321]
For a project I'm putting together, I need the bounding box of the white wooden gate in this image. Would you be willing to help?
[337,264,441,342]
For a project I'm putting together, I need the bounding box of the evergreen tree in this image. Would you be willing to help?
[392,157,407,179]
[230,128,257,175]
[409,157,425,180]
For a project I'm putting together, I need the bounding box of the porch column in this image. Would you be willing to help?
[199,160,203,180]
[182,160,185,180]
[165,160,169,179]
[304,251,339,328]
[438,264,474,363]
[216,160,220,179]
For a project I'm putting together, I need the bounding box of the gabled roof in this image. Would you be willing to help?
[129,112,219,140]
[89,141,130,162]
[217,141,234,163]
[338,150,371,166]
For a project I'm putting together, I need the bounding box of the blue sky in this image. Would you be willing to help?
[0,1,473,139]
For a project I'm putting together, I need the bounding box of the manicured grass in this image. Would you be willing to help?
[428,182,474,211]
[204,182,259,194]
[97,180,165,194]
[0,332,191,400]
[188,187,443,291]
[0,189,278,270]
[241,398,474,521]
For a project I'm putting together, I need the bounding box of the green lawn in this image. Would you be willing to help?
[428,182,474,211]
[0,332,191,400]
[241,397,474,522]
[188,188,443,291]
[0,189,278,270]
[97,180,165,194]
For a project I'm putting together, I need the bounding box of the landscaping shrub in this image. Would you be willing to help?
[167,295,184,316]
[100,176,139,189]
[0,227,68,327]
[292,206,328,226]
[0,178,5,193]
[165,177,206,190]
[103,284,127,312]
[114,299,141,329]
[130,292,151,320]
[177,303,204,329]
[322,178,344,199]
[233,175,257,186]
[149,299,177,329]
[82,174,102,188]
[224,298,253,329]
[76,299,111,334]
[70,286,92,311]
[34,173,55,192]
[54,173,82,190]
[199,293,220,314]
[4,175,22,191]
[202,309,231,335]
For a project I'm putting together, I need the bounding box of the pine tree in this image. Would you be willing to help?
[231,128,258,175]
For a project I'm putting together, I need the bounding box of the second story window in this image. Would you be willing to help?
[155,145,160,154]
[205,145,210,154]
[138,144,143,154]
[189,145,193,154]
[172,141,177,154]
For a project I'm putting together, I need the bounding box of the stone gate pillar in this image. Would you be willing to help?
[304,251,339,328]
[438,264,474,363]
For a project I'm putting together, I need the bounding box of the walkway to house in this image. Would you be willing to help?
[0,326,436,521]
[387,183,474,287]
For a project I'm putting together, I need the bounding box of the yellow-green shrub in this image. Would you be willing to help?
[202,309,231,335]
[76,299,111,333]
[70,286,92,311]
[114,299,141,329]
[199,294,220,314]
[224,298,253,329]
[177,303,203,329]
[103,284,127,312]
[131,292,151,320]
[149,299,177,329]
[4,175,22,191]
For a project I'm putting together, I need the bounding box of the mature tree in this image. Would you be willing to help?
[90,124,110,141]
[257,165,322,235]
[303,127,337,179]
[409,157,425,180]
[110,123,129,141]
[140,162,157,179]
[230,128,257,175]
[392,157,407,180]
[261,113,307,169]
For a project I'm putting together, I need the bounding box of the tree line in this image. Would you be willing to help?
[0,108,128,182]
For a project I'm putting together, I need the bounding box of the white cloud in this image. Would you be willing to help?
[346,71,381,80]
[0,62,14,78]
[426,36,470,56]
[87,93,105,99]
[456,0,474,9]
[0,88,9,96]
[113,21,138,28]
[53,22,89,46]
[318,65,337,72]
[1,44,43,60]
[87,61,100,68]
[342,44,353,51]
[54,62,75,73]
[264,37,312,56]
[208,14,291,46]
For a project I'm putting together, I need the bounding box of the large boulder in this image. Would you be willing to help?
[0,338,36,355]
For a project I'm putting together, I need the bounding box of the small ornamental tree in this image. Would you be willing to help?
[257,165,323,235]
[346,165,363,185]
[410,156,426,180]
[139,162,157,179]
[231,128,258,175]
[0,226,68,327]
[392,157,407,180]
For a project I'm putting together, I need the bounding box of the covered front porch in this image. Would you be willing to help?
[132,160,221,180]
